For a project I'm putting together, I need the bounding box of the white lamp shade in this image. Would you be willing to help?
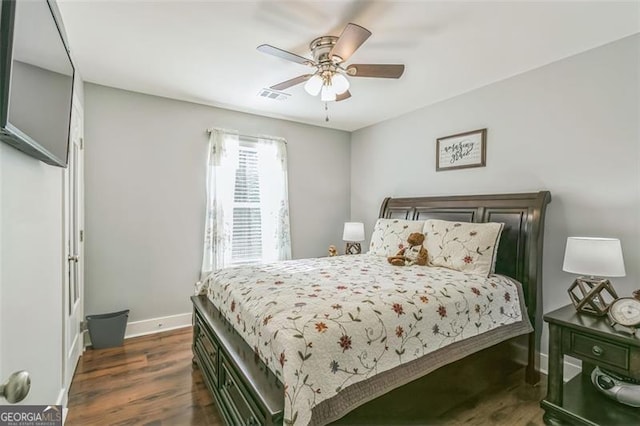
[331,73,350,94]
[320,84,336,102]
[343,222,365,242]
[304,74,323,96]
[562,237,626,277]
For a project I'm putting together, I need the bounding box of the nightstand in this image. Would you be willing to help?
[541,304,640,425]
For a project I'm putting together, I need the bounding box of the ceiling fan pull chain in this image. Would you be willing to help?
[325,102,330,122]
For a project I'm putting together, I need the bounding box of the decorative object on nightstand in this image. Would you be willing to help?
[608,297,640,335]
[343,222,365,255]
[591,366,640,407]
[563,237,626,316]
[328,245,338,257]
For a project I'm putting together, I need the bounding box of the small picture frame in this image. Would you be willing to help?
[436,128,487,171]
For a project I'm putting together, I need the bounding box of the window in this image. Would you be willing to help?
[201,129,291,276]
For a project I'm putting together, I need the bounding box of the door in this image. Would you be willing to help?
[62,95,84,401]
[0,129,67,405]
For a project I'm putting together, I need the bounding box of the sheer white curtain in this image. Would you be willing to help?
[200,129,239,279]
[200,130,291,279]
[256,136,292,262]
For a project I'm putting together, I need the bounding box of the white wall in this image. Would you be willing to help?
[351,35,640,354]
[83,84,351,323]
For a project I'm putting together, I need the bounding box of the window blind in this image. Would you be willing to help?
[231,146,263,264]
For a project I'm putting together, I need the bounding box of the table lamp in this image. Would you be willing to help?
[563,237,626,316]
[343,222,365,255]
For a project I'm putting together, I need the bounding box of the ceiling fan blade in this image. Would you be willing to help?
[270,74,313,91]
[336,91,351,102]
[346,64,405,78]
[257,44,314,66]
[330,23,372,62]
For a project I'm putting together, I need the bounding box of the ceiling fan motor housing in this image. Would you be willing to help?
[309,36,346,87]
[310,36,340,63]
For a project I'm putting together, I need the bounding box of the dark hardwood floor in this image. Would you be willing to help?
[66,328,222,426]
[66,328,547,425]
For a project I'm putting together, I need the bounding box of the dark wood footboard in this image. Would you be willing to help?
[192,295,284,425]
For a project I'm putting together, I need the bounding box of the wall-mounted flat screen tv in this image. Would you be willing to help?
[0,0,75,168]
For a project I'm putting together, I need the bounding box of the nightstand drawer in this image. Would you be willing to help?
[570,331,629,370]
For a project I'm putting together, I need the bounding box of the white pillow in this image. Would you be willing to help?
[423,219,504,277]
[368,218,425,256]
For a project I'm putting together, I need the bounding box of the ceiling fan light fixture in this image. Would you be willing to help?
[331,73,350,95]
[304,74,323,96]
[321,84,337,102]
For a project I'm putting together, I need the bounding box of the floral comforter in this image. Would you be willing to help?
[200,254,526,425]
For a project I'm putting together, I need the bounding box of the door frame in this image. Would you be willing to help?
[61,93,84,406]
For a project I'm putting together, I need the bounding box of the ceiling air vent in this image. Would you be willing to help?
[257,88,290,101]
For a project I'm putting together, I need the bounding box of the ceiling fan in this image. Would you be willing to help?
[257,23,405,102]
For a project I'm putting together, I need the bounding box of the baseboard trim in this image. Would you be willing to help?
[56,386,68,424]
[541,351,582,381]
[56,387,66,406]
[125,312,192,339]
[511,341,581,381]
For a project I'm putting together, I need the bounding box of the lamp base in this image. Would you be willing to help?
[568,277,619,316]
[345,242,361,255]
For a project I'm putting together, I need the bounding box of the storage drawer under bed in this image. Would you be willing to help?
[194,311,220,386]
[192,296,284,426]
[220,358,264,426]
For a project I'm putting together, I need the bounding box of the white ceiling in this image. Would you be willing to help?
[57,1,640,131]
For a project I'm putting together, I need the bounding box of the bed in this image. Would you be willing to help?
[192,191,551,426]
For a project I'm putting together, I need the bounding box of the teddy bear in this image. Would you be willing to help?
[387,232,428,266]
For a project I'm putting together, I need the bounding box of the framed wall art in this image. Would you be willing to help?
[436,128,487,171]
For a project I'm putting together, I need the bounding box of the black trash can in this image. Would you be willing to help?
[86,309,130,349]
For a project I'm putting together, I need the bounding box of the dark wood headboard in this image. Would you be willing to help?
[379,191,551,383]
